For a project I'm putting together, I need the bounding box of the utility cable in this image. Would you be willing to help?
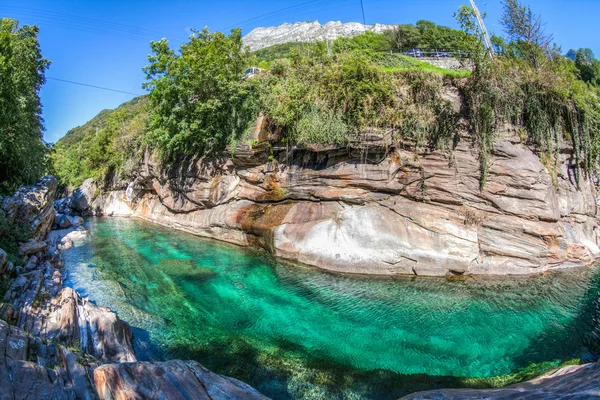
[46,77,143,96]
[360,0,366,24]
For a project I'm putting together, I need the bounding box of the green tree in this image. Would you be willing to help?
[500,0,553,66]
[573,48,600,85]
[0,18,50,193]
[332,31,391,53]
[386,24,420,52]
[386,21,469,53]
[143,28,259,161]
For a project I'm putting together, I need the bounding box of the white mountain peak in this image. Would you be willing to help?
[243,20,396,51]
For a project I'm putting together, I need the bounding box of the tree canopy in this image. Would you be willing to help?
[0,18,50,193]
[143,28,259,161]
[386,20,470,52]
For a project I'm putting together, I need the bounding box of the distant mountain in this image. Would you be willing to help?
[243,21,396,51]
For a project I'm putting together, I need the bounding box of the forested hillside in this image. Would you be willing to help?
[50,96,148,188]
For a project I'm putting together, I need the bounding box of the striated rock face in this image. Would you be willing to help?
[2,176,57,240]
[402,362,600,399]
[74,128,600,277]
[94,360,270,400]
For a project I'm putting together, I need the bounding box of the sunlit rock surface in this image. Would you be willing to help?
[243,21,397,51]
[94,360,270,400]
[69,128,600,277]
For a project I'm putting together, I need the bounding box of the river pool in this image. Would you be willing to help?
[62,217,600,399]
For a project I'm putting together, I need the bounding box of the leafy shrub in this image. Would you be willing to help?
[295,107,348,146]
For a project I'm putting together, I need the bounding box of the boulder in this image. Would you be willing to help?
[94,360,270,400]
[2,176,58,240]
[55,213,72,229]
[68,178,96,214]
[69,215,84,227]
[0,248,7,273]
[19,240,48,256]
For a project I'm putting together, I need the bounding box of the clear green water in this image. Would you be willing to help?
[63,218,600,399]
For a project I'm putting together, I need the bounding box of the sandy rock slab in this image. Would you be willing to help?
[94,360,271,400]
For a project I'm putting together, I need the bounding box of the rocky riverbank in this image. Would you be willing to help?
[0,177,269,399]
[60,124,600,277]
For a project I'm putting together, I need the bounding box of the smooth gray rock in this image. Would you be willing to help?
[84,127,600,276]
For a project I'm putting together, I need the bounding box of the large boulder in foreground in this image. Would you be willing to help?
[2,176,57,240]
[94,360,270,400]
[402,362,600,399]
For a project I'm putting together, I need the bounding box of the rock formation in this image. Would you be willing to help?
[95,360,269,400]
[243,21,397,51]
[0,177,269,400]
[64,125,600,277]
[2,176,57,240]
[402,362,600,399]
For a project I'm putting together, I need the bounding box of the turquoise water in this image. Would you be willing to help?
[63,218,600,399]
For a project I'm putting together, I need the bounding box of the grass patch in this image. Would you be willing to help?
[378,54,471,78]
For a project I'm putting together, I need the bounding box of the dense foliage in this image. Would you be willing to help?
[567,48,600,86]
[0,18,50,194]
[143,28,259,161]
[258,45,456,147]
[386,20,470,52]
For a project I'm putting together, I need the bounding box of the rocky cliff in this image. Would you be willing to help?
[0,177,269,399]
[243,21,396,51]
[65,124,600,277]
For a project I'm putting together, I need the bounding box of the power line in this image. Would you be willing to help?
[46,77,144,96]
[222,0,354,31]
[360,0,366,24]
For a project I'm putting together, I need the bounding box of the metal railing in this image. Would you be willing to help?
[394,50,470,59]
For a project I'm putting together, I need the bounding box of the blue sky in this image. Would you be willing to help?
[2,0,599,143]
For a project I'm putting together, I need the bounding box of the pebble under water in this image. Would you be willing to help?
[63,217,600,399]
